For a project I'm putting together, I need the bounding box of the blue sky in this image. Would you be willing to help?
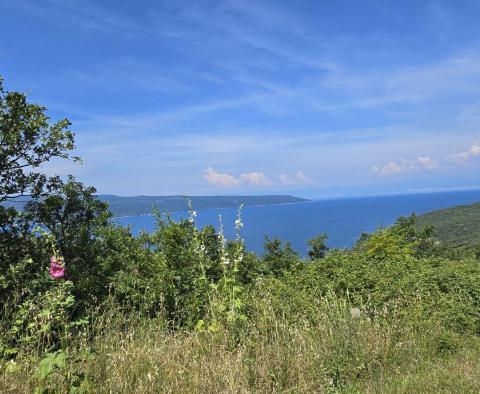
[1,0,480,198]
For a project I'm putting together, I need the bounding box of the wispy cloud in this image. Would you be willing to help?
[373,160,415,176]
[373,156,439,176]
[277,171,312,185]
[204,167,311,189]
[76,95,259,133]
[65,59,189,92]
[5,0,142,36]
[416,156,439,170]
[204,167,272,188]
[4,0,480,195]
[239,172,273,186]
[373,141,480,176]
[448,143,480,163]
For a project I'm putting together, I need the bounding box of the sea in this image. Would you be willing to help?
[116,190,480,256]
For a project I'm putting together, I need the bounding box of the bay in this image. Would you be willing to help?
[116,190,480,255]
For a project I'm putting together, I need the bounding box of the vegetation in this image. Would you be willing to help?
[2,77,480,393]
[5,194,310,217]
[417,202,480,249]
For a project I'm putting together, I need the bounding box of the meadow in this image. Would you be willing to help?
[2,204,480,393]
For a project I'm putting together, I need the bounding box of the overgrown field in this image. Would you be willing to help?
[3,293,480,393]
[2,208,480,393]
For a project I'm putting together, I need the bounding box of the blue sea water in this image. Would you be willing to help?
[116,190,480,256]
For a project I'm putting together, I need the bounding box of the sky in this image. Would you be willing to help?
[1,0,480,198]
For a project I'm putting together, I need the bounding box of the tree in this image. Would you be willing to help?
[25,176,110,257]
[263,236,300,276]
[0,76,78,204]
[0,76,80,312]
[307,233,329,260]
[0,75,81,281]
[24,177,112,306]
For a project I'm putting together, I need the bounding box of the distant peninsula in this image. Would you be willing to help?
[2,194,310,217]
[99,195,310,217]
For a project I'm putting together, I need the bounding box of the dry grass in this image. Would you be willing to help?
[2,297,480,393]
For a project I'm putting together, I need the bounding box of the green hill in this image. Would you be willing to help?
[3,194,309,217]
[417,201,480,248]
[100,194,309,217]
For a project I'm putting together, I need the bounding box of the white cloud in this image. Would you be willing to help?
[295,171,312,183]
[373,156,438,176]
[373,160,413,176]
[277,171,312,185]
[204,168,310,188]
[449,143,480,163]
[277,174,292,185]
[374,141,480,177]
[204,167,240,188]
[416,156,439,170]
[239,171,273,186]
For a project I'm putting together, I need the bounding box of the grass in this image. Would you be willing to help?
[2,295,480,393]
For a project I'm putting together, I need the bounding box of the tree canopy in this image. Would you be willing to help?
[0,76,78,204]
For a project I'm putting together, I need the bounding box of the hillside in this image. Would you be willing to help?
[3,195,310,217]
[101,194,309,216]
[417,201,480,248]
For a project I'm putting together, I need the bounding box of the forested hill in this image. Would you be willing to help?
[417,201,480,248]
[96,194,309,217]
[3,194,309,217]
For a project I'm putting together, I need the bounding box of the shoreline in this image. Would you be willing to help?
[113,199,312,219]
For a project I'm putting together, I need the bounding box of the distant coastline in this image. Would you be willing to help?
[2,194,310,217]
[113,199,316,219]
[97,194,310,217]
[116,189,480,255]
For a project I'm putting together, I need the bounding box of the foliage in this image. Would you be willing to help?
[3,290,480,393]
[204,206,248,331]
[0,76,77,204]
[307,232,329,260]
[3,197,480,392]
[24,178,113,308]
[285,252,480,335]
[354,214,446,259]
[417,201,480,250]
[1,279,86,358]
[263,236,301,276]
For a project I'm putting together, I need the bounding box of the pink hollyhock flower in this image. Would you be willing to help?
[49,256,65,279]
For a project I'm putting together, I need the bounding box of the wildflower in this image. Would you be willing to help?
[49,256,65,279]
[350,307,361,319]
[186,197,196,222]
